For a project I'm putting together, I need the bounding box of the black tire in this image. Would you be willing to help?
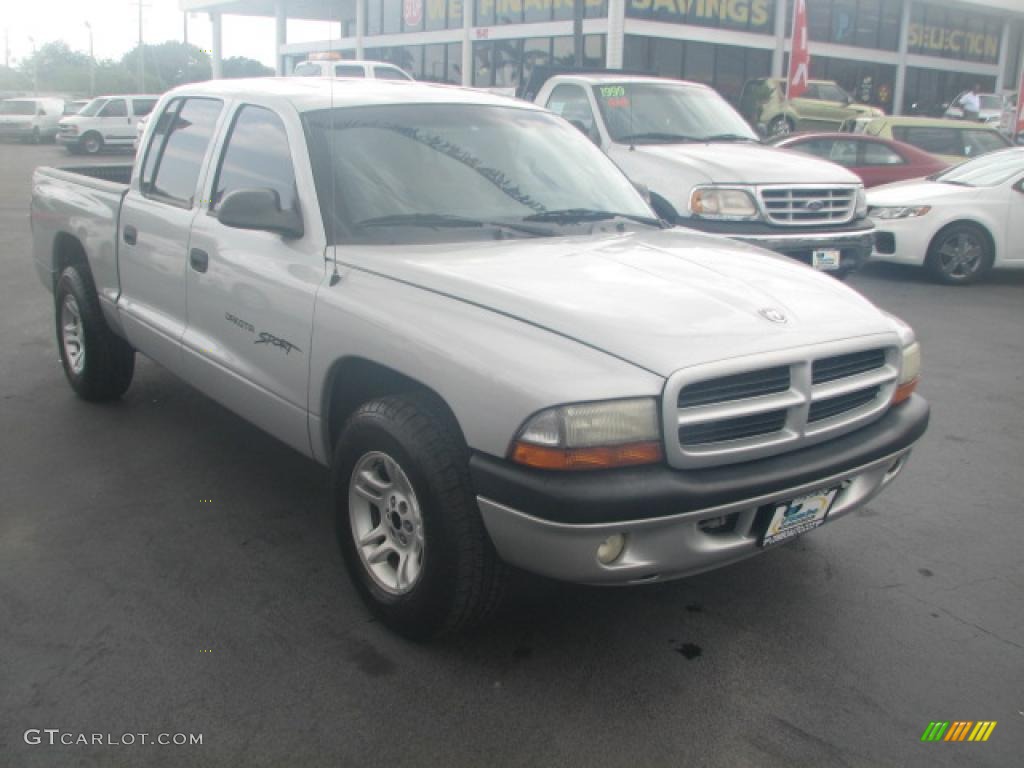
[81,132,103,154]
[331,393,507,639]
[768,115,795,137]
[55,266,135,401]
[924,222,993,285]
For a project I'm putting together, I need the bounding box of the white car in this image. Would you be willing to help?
[291,58,412,80]
[868,147,1024,284]
[0,97,65,143]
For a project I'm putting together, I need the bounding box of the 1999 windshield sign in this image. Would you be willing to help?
[24,729,203,746]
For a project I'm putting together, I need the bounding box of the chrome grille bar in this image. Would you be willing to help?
[758,185,858,226]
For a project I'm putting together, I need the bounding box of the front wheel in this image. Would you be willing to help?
[925,223,993,285]
[81,132,103,154]
[55,266,135,400]
[331,394,507,639]
[768,115,794,137]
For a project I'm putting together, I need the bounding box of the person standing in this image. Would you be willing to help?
[959,84,981,121]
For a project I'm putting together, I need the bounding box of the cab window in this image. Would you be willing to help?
[335,64,367,78]
[293,62,322,76]
[962,129,1010,158]
[892,126,960,157]
[546,84,599,144]
[132,98,157,117]
[211,105,297,214]
[374,66,411,80]
[141,97,224,207]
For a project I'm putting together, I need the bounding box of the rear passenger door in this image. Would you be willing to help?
[117,97,225,374]
[182,103,323,455]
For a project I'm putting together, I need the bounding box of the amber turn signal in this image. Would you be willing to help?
[891,377,918,406]
[511,440,663,471]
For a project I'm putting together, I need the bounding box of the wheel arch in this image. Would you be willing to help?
[927,218,996,263]
[321,356,468,461]
[52,232,92,291]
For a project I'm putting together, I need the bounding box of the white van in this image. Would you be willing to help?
[291,59,413,80]
[0,98,65,143]
[57,94,159,154]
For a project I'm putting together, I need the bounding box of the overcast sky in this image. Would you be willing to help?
[4,1,339,67]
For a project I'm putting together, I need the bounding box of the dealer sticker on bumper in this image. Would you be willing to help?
[812,249,841,271]
[760,487,840,547]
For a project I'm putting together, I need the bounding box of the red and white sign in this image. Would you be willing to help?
[403,0,423,28]
[787,0,810,100]
[1016,68,1024,136]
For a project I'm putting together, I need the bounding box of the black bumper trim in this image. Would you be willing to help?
[470,395,928,525]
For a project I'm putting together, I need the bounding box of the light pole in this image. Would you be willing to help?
[28,35,37,95]
[85,21,95,97]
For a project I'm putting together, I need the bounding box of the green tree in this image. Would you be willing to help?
[0,65,30,92]
[121,41,211,91]
[17,41,93,93]
[222,56,274,79]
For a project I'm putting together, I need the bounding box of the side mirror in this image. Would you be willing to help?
[217,188,304,238]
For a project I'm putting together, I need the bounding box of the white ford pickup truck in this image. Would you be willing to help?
[31,78,928,638]
[534,74,876,278]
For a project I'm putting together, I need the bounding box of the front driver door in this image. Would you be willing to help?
[182,103,323,455]
[1004,177,1024,264]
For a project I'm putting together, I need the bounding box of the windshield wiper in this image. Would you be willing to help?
[522,208,663,227]
[615,132,697,144]
[702,133,760,143]
[354,213,551,236]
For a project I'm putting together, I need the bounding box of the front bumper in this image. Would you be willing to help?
[473,395,928,585]
[685,219,875,274]
[869,217,932,266]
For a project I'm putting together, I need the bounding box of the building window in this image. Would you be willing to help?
[626,0,776,36]
[799,0,902,52]
[473,34,606,89]
[808,55,896,111]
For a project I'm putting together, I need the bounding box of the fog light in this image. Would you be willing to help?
[596,533,626,565]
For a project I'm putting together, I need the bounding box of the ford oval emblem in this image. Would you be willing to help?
[759,307,788,324]
[806,199,825,212]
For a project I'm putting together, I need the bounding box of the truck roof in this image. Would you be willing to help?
[546,73,713,90]
[165,77,544,113]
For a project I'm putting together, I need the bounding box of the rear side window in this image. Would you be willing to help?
[99,99,127,117]
[892,126,960,156]
[132,98,157,117]
[374,66,411,80]
[963,129,1009,157]
[293,62,321,76]
[141,97,223,207]
[861,141,904,166]
[335,64,366,77]
[211,105,297,213]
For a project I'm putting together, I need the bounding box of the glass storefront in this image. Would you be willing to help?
[364,42,464,83]
[623,36,772,106]
[902,67,997,116]
[473,35,606,87]
[801,0,903,52]
[475,0,608,27]
[807,55,896,111]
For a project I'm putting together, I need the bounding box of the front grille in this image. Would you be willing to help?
[813,349,886,384]
[680,410,788,446]
[809,386,881,422]
[666,345,897,468]
[759,186,857,226]
[678,366,790,408]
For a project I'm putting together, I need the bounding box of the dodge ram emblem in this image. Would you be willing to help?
[759,307,788,324]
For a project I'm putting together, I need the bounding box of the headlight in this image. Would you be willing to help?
[893,342,921,405]
[690,187,759,220]
[868,205,931,220]
[855,187,867,218]
[511,398,663,470]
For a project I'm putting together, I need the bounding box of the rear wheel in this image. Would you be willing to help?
[332,393,507,639]
[925,223,992,285]
[55,266,135,400]
[81,132,103,155]
[768,116,794,137]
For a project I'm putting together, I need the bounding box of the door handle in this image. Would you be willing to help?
[123,225,137,245]
[189,248,209,273]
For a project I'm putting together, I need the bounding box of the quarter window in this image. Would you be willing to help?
[142,98,223,207]
[212,105,298,213]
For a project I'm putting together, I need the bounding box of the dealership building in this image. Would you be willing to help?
[183,0,1024,114]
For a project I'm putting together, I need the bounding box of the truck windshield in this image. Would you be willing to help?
[76,98,108,117]
[0,101,36,115]
[592,83,759,144]
[303,103,657,244]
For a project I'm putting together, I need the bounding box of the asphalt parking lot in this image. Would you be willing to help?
[1,140,1022,768]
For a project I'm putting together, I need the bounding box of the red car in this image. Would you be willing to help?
[768,132,948,187]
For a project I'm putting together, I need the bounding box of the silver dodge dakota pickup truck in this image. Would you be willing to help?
[31,78,929,638]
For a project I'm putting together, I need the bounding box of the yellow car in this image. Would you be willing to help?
[740,78,884,137]
[851,116,1011,165]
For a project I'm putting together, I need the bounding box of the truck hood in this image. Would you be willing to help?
[336,229,896,377]
[607,142,860,186]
